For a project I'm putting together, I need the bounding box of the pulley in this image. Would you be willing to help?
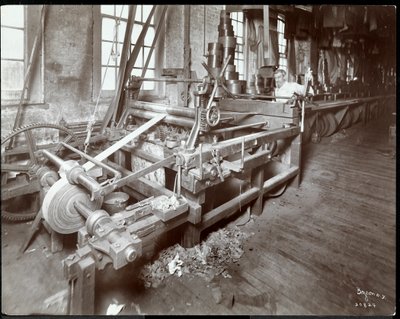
[42,178,103,234]
[206,104,221,127]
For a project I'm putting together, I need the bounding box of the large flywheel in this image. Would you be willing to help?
[42,178,103,234]
[1,123,77,221]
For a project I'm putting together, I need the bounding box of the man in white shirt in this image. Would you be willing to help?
[274,69,314,102]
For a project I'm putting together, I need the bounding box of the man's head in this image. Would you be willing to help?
[274,69,287,88]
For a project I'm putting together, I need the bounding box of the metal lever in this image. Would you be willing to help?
[211,149,224,182]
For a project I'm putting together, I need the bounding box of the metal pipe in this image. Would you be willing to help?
[76,174,102,197]
[74,201,93,219]
[129,101,196,118]
[126,78,201,87]
[42,149,102,197]
[176,164,181,198]
[46,175,57,186]
[128,109,194,128]
[210,121,268,134]
[41,149,65,167]
[263,166,299,192]
[60,142,121,180]
[200,187,259,231]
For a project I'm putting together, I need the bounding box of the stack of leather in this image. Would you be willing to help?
[217,10,242,94]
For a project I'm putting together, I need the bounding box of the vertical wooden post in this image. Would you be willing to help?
[290,134,302,187]
[183,5,191,106]
[251,165,264,216]
[181,189,204,248]
[69,257,96,315]
[50,230,63,253]
[263,5,270,63]
[181,223,202,248]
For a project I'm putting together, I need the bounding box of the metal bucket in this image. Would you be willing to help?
[218,36,237,48]
[226,80,243,94]
[225,64,236,72]
[224,71,239,80]
[207,42,222,53]
[207,54,222,68]
[218,29,234,37]
[102,192,129,215]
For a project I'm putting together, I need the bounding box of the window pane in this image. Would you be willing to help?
[237,22,243,37]
[134,47,144,68]
[232,21,237,34]
[1,27,24,59]
[115,5,128,19]
[102,66,116,90]
[135,5,142,22]
[101,5,114,15]
[142,5,154,24]
[101,41,114,65]
[237,12,243,21]
[237,60,244,74]
[143,47,155,68]
[131,68,141,77]
[1,60,24,90]
[144,27,154,46]
[115,43,123,65]
[132,24,142,44]
[102,17,116,41]
[1,5,24,28]
[118,21,127,43]
[143,69,155,90]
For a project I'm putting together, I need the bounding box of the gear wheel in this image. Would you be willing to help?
[1,122,76,146]
[1,123,77,222]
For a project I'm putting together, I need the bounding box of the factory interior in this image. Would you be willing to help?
[0,4,396,316]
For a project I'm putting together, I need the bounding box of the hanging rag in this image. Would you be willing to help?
[322,6,345,28]
[256,24,264,69]
[248,19,258,52]
[295,9,311,39]
[287,36,296,78]
[325,49,338,85]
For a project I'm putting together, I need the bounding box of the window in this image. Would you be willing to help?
[277,14,287,72]
[100,5,156,92]
[231,11,245,80]
[1,5,44,104]
[1,5,25,101]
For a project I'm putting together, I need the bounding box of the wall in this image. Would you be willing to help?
[1,5,109,138]
[1,5,225,137]
[163,5,223,107]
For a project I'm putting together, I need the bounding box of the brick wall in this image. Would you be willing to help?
[1,5,224,137]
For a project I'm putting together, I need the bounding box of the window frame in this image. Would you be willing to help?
[1,5,45,105]
[93,5,159,101]
[230,11,246,80]
[277,13,287,73]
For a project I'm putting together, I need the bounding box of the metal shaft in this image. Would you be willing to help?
[41,149,65,167]
[74,201,93,219]
[130,101,196,118]
[210,121,268,134]
[128,109,194,128]
[60,142,121,180]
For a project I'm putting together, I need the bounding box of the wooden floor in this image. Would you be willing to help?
[1,109,396,315]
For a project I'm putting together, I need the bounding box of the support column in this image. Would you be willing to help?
[290,134,302,187]
[250,165,264,216]
[181,189,204,248]
[68,256,96,315]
